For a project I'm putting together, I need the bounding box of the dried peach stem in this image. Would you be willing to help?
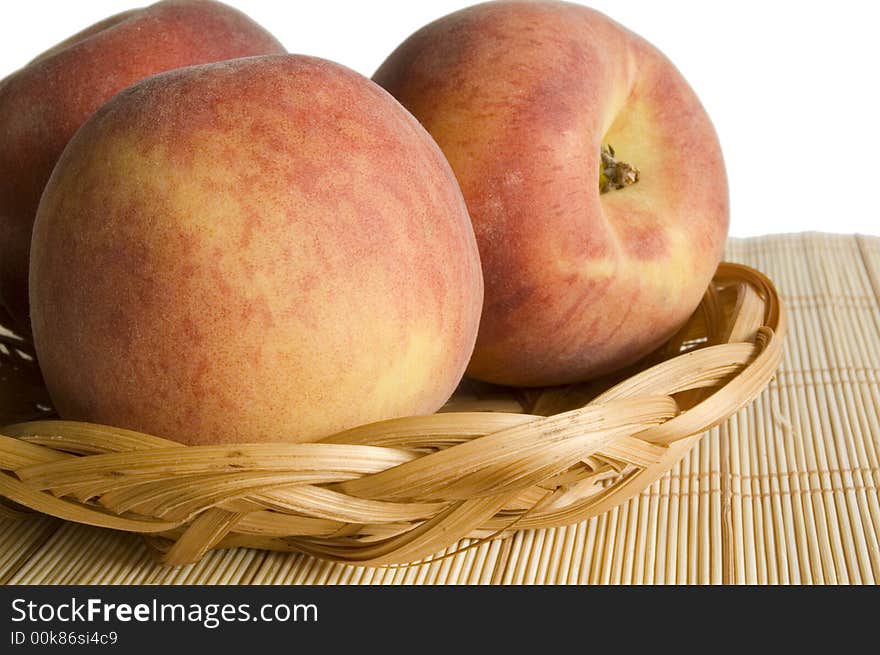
[599,144,640,194]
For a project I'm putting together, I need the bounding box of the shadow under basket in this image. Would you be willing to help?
[0,263,785,567]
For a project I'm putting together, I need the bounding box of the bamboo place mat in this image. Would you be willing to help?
[1,232,879,585]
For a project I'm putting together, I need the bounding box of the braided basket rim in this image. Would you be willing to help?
[0,261,786,567]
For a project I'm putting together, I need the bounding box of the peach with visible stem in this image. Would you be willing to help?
[374,0,729,387]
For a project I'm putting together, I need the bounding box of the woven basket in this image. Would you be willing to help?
[0,262,785,567]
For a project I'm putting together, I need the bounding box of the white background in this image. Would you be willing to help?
[1,0,878,237]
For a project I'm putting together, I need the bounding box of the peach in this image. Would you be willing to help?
[29,55,484,445]
[0,0,286,333]
[374,1,729,387]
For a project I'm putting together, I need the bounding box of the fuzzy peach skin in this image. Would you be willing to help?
[0,0,286,334]
[29,55,484,445]
[374,0,729,387]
